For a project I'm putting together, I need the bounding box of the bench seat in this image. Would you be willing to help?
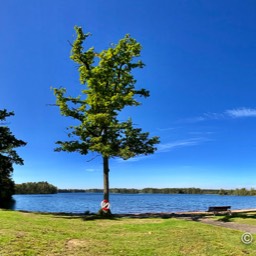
[208,206,231,215]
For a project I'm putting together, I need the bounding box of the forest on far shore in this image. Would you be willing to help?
[15,182,58,194]
[14,182,256,196]
[58,187,256,196]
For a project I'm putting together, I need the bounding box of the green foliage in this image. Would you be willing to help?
[15,181,58,194]
[58,187,218,194]
[219,187,256,196]
[0,109,26,203]
[53,26,160,202]
[53,26,159,159]
[141,187,204,194]
[59,187,256,196]
[219,189,229,195]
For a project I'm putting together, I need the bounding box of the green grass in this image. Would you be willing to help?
[215,212,256,226]
[0,210,255,255]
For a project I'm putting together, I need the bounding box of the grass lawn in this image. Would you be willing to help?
[215,211,256,226]
[0,210,255,255]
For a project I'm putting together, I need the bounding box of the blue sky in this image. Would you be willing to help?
[1,0,256,189]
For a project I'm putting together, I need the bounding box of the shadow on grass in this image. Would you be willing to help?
[14,210,189,221]
[0,198,16,210]
[10,209,241,222]
[22,211,122,222]
[216,212,256,222]
[15,209,223,222]
[49,212,209,222]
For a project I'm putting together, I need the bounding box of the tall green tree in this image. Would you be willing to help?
[53,26,160,204]
[0,109,26,203]
[15,181,58,194]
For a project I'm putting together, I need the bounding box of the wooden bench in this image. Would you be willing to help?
[208,206,231,215]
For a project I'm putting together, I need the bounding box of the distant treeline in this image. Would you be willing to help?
[219,188,256,196]
[15,184,256,196]
[58,187,256,196]
[58,188,217,194]
[15,182,58,194]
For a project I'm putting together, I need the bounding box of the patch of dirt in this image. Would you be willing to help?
[66,239,91,249]
[15,231,26,238]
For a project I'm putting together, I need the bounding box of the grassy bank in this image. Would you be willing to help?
[216,211,256,226]
[0,210,255,255]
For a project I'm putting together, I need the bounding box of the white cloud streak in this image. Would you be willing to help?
[225,108,256,118]
[116,107,256,164]
[157,138,203,153]
[181,107,256,123]
[85,168,97,172]
[116,138,204,163]
[157,127,175,132]
[116,155,151,163]
[178,113,224,123]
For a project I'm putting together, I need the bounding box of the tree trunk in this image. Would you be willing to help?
[103,156,110,201]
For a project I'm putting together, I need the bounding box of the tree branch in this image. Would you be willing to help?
[86,154,100,162]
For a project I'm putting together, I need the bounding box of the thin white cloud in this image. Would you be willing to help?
[116,155,151,163]
[157,127,175,132]
[180,107,256,123]
[115,138,206,163]
[203,112,225,120]
[85,168,96,172]
[225,108,256,118]
[178,116,206,123]
[178,112,225,123]
[157,138,203,153]
[188,131,215,135]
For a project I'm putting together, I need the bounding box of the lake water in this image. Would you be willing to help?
[11,193,256,214]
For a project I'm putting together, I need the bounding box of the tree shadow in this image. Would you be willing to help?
[216,212,256,222]
[25,211,175,221]
[0,198,16,210]
[72,212,209,222]
[27,210,256,224]
[6,210,235,222]
[35,211,121,222]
